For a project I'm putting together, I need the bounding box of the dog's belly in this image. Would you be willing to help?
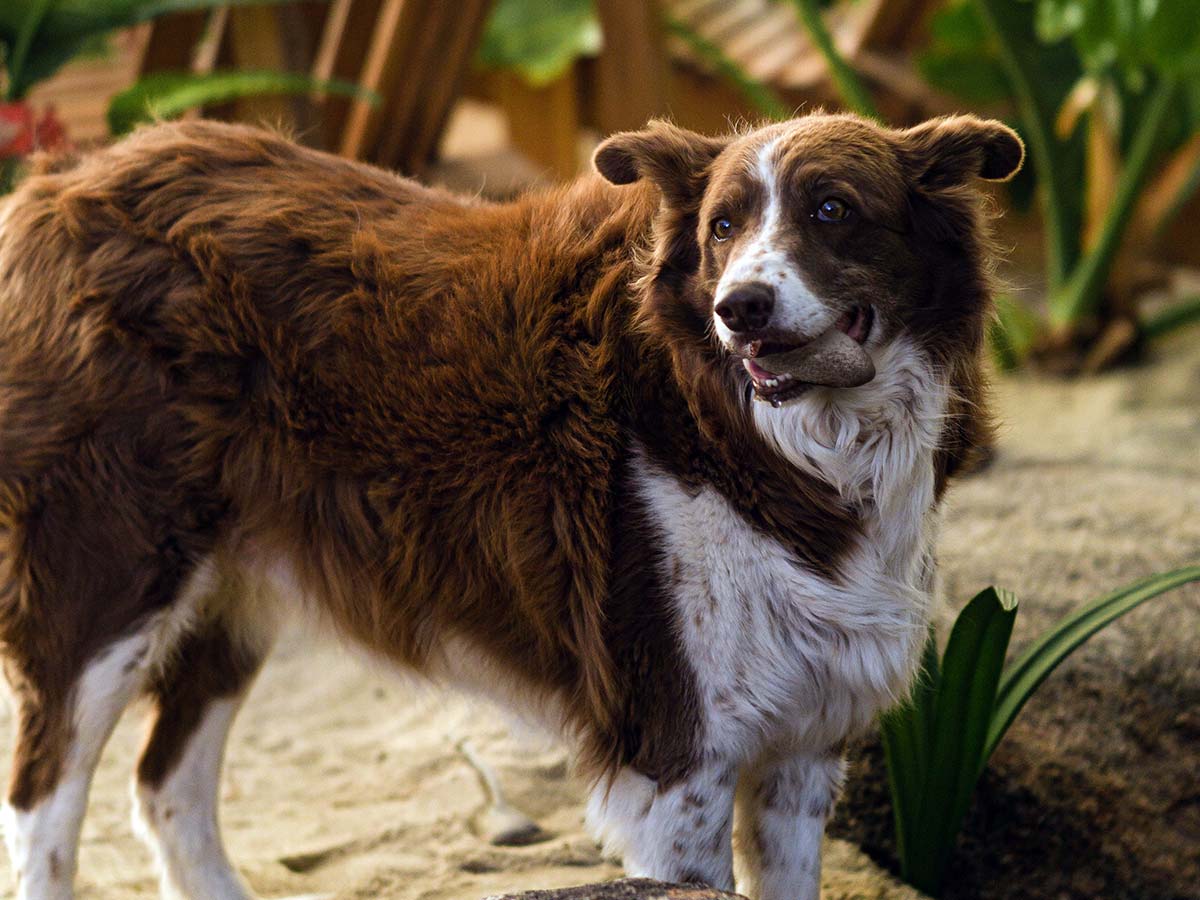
[631,448,932,760]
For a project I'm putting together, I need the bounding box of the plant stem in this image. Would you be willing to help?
[0,158,18,194]
[1049,76,1179,330]
[663,17,791,121]
[788,0,878,119]
[1142,294,1200,338]
[969,0,1073,291]
[1151,142,1200,243]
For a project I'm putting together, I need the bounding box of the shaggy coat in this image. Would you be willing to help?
[0,113,1021,900]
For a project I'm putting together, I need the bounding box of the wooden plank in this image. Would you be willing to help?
[139,12,208,75]
[338,0,407,159]
[593,0,670,133]
[697,0,765,46]
[311,0,355,85]
[855,0,936,54]
[191,7,228,75]
[723,4,796,63]
[372,0,494,172]
[309,0,382,148]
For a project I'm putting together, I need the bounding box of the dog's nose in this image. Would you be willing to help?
[715,283,775,333]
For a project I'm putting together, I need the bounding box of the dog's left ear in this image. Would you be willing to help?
[901,115,1025,189]
[593,120,727,207]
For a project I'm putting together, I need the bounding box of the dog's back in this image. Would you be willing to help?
[0,120,671,898]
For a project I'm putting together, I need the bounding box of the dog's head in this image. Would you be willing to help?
[594,113,1023,405]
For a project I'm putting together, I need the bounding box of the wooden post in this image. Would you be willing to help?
[339,0,494,172]
[593,0,670,134]
[497,70,581,179]
[373,0,495,173]
[311,0,385,149]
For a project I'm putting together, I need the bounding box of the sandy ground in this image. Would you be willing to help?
[1,323,1196,899]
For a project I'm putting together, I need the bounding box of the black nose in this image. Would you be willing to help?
[715,283,775,333]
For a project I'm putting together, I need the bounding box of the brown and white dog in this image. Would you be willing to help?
[0,111,1021,900]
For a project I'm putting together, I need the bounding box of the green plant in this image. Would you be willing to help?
[787,0,878,119]
[0,1,375,192]
[477,0,601,88]
[881,565,1200,895]
[922,0,1200,365]
[107,69,370,135]
[666,0,878,123]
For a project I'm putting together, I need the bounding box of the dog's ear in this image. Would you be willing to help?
[593,120,727,207]
[900,116,1025,189]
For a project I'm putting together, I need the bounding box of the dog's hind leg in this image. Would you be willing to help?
[133,608,271,900]
[2,624,172,900]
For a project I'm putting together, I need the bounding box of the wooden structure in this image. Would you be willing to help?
[469,0,946,178]
[28,0,946,180]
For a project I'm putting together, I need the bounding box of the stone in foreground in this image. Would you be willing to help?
[482,878,748,900]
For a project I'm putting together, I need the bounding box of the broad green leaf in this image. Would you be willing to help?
[107,69,376,135]
[918,51,1012,104]
[905,586,1017,892]
[1,0,310,97]
[985,565,1200,760]
[477,0,601,88]
[880,629,941,868]
[0,0,301,44]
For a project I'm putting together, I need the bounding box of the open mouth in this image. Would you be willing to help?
[741,305,875,406]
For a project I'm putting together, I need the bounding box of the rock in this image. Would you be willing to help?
[478,841,924,900]
[481,878,748,900]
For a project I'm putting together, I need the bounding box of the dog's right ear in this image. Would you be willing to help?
[593,120,727,207]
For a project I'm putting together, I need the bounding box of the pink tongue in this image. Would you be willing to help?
[745,358,774,381]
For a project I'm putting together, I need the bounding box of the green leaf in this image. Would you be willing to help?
[918,3,1012,105]
[880,629,941,869]
[6,0,55,99]
[0,0,300,44]
[1141,294,1200,339]
[788,0,879,118]
[476,0,601,88]
[905,586,1017,893]
[0,0,307,96]
[107,69,377,135]
[971,0,1085,290]
[918,51,1012,104]
[986,565,1200,761]
[988,292,1043,370]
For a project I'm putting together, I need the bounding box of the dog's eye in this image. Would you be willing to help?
[711,218,734,242]
[815,198,852,223]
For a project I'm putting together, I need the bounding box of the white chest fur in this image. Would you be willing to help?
[633,338,946,761]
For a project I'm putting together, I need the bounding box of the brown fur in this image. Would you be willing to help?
[0,113,1015,821]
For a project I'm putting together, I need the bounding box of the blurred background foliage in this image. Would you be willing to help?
[1,0,1199,368]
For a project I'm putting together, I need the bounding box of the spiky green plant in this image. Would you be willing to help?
[881,566,1200,895]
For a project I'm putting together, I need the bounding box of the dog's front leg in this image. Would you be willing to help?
[737,750,845,900]
[587,759,737,890]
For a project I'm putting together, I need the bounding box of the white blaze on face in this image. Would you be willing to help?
[712,137,836,347]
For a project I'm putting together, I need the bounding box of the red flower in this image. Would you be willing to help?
[34,106,69,152]
[0,102,35,159]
